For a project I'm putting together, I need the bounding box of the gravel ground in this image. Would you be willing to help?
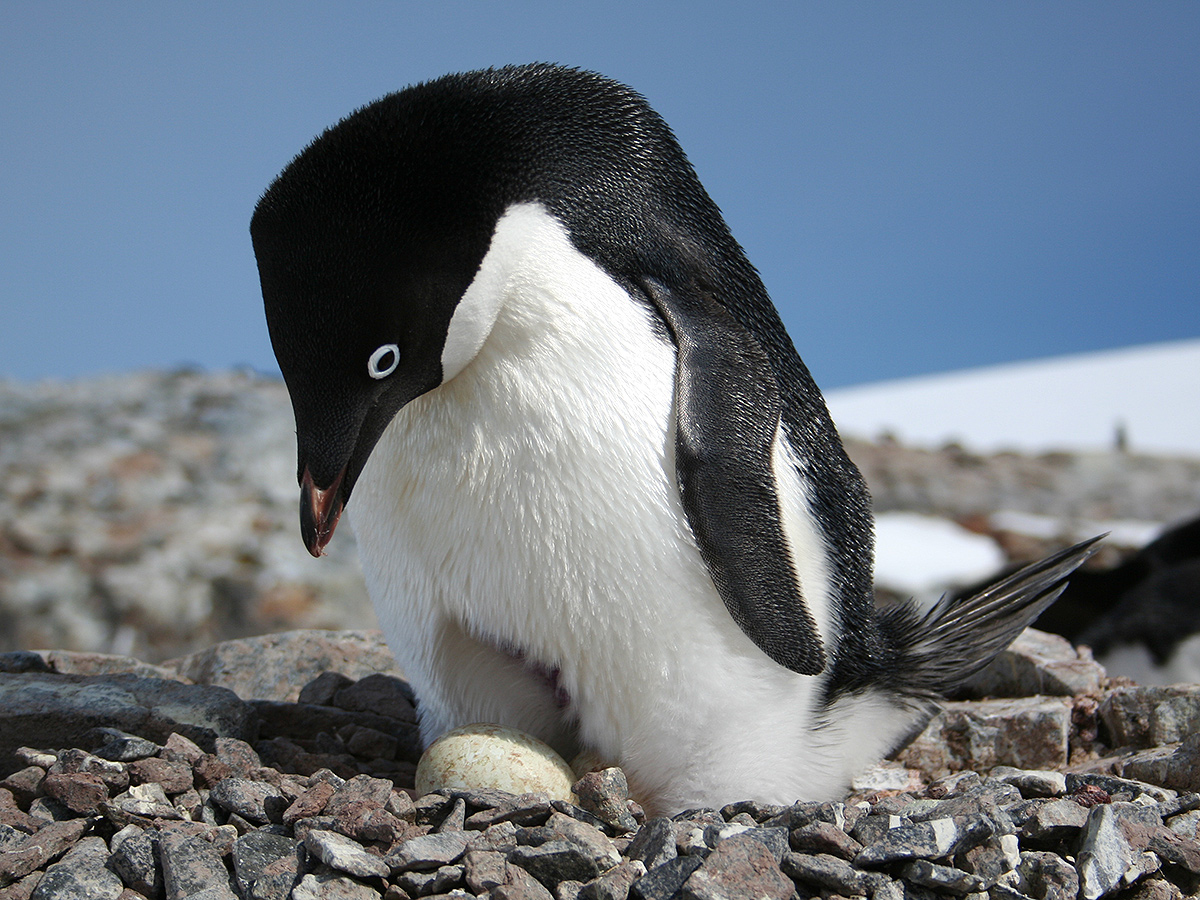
[1,629,1200,900]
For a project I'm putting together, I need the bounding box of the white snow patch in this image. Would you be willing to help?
[826,338,1200,456]
[988,510,1163,548]
[1097,637,1200,687]
[872,512,1006,599]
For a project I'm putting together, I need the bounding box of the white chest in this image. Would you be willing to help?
[350,204,729,680]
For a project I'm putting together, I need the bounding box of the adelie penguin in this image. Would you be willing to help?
[252,63,1099,813]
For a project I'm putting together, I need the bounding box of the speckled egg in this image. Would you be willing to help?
[414,723,578,800]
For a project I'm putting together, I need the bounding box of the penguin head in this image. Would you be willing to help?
[251,86,503,555]
[252,64,755,557]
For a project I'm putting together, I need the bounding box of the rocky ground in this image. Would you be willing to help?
[3,369,1200,664]
[2,628,1200,900]
[3,369,1200,898]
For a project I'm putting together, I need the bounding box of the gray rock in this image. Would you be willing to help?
[92,733,163,762]
[331,672,417,722]
[394,862,466,896]
[297,671,355,705]
[28,796,73,823]
[579,858,647,900]
[552,800,617,834]
[1166,809,1200,841]
[231,830,301,897]
[1100,685,1200,748]
[291,870,383,900]
[0,822,24,852]
[509,840,607,888]
[628,856,704,900]
[1165,734,1200,792]
[1015,850,1081,900]
[989,766,1067,798]
[781,850,878,895]
[0,672,256,775]
[872,877,906,900]
[957,628,1106,699]
[105,782,184,827]
[956,833,1020,888]
[539,812,622,869]
[106,827,161,897]
[436,796,467,832]
[681,834,793,900]
[496,863,556,900]
[170,631,401,703]
[850,812,903,847]
[158,829,238,900]
[896,697,1072,777]
[625,818,677,870]
[303,829,389,879]
[764,799,860,833]
[208,778,287,824]
[466,792,554,829]
[29,836,123,900]
[789,820,864,859]
[1066,772,1176,804]
[900,859,985,895]
[990,883,1038,900]
[719,801,786,823]
[851,761,926,794]
[475,821,521,853]
[908,784,1018,836]
[1077,803,1149,900]
[0,819,87,886]
[573,769,638,834]
[386,829,473,871]
[464,849,509,893]
[1019,798,1090,843]
[856,817,990,867]
[1109,800,1170,832]
[1121,746,1179,788]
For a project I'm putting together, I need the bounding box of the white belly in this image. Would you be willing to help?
[348,204,913,811]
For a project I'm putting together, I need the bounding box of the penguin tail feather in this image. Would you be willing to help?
[880,534,1104,698]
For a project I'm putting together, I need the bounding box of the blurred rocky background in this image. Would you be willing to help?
[2,369,1199,674]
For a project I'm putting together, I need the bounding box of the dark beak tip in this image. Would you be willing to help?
[300,466,346,558]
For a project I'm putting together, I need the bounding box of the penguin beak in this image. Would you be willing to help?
[300,466,346,557]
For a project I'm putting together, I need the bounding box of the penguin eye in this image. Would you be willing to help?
[367,343,400,379]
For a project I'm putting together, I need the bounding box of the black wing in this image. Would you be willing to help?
[640,277,826,675]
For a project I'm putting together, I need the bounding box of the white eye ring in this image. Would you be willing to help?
[368,343,400,379]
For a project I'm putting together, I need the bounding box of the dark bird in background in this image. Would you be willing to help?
[1035,514,1200,672]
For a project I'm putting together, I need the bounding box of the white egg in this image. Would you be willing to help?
[414,723,578,801]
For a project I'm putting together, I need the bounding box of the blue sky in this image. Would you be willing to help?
[3,3,1197,389]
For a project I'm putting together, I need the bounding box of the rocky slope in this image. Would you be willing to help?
[3,369,1199,665]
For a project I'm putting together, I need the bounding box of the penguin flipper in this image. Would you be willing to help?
[639,277,826,675]
[881,535,1105,697]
